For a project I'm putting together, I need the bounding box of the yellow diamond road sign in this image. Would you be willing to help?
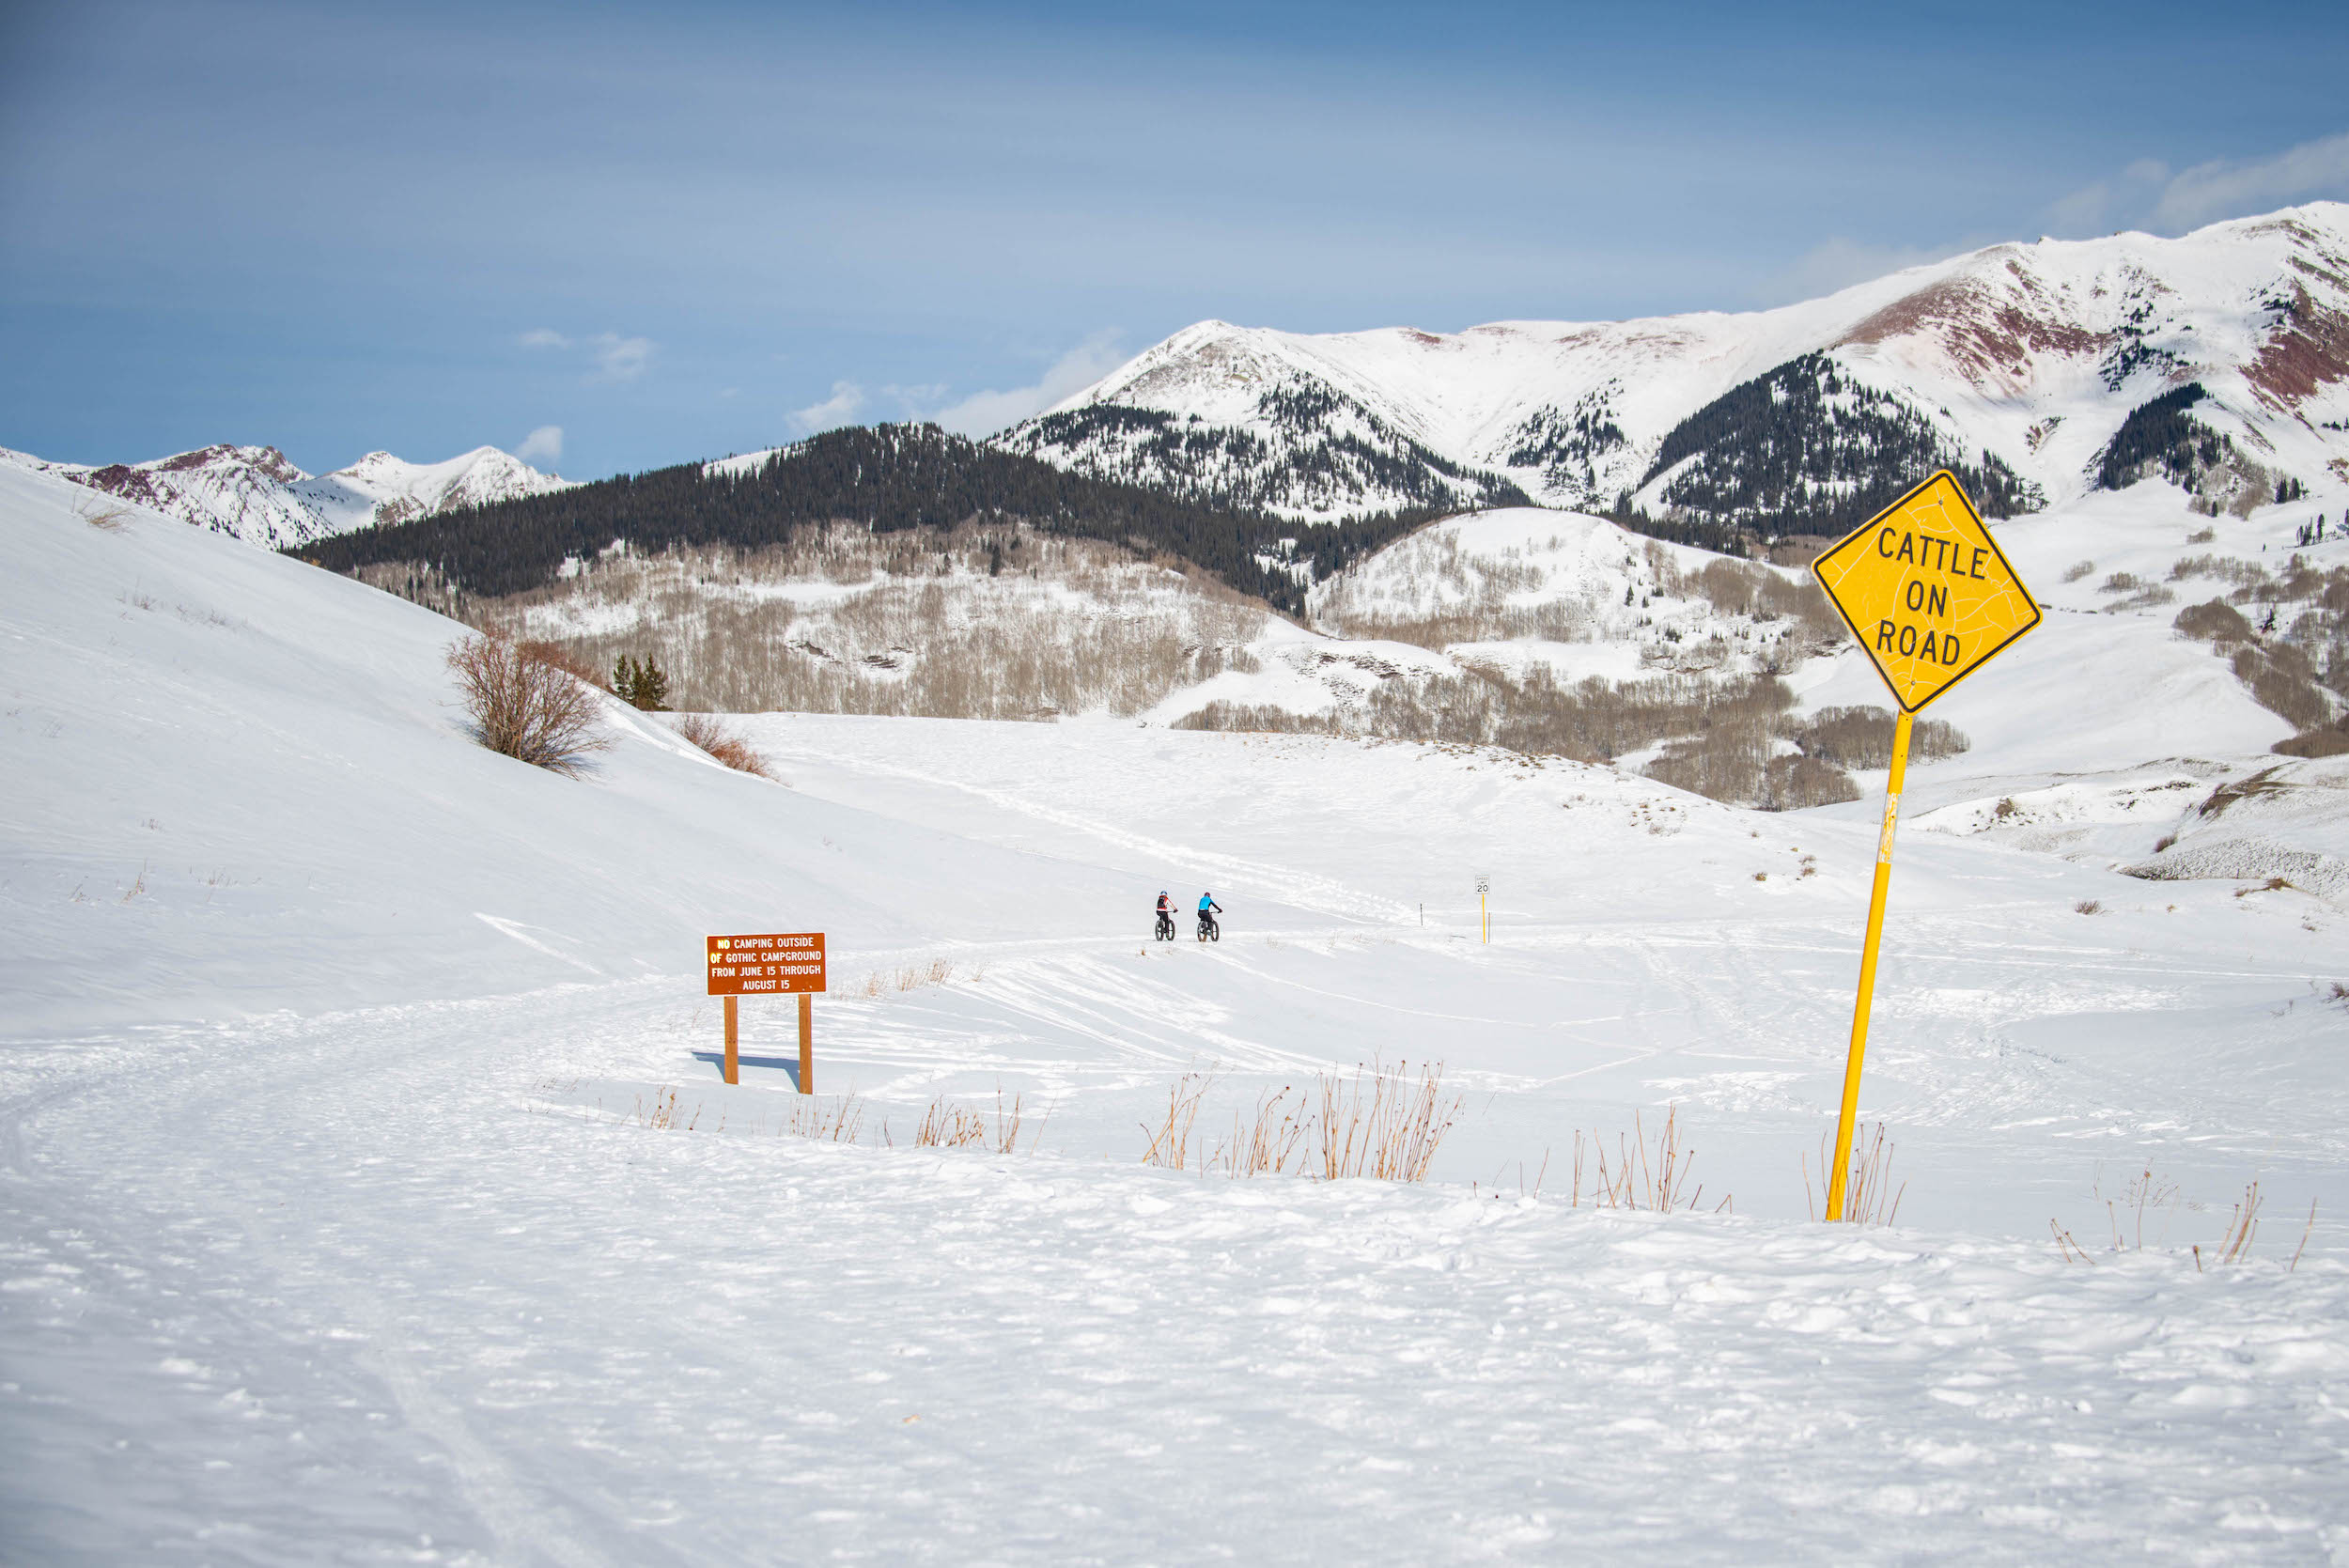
[1811,470,2041,713]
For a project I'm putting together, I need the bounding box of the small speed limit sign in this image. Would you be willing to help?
[1475,876,1489,894]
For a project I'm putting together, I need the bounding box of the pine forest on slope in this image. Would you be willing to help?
[300,424,1446,617]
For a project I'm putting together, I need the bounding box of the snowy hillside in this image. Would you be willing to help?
[0,440,573,549]
[1002,204,2349,535]
[7,459,2349,1560]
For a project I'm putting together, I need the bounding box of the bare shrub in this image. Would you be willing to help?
[1781,706,1968,769]
[2061,559,2096,583]
[911,1090,1032,1155]
[1761,753,1859,809]
[633,1087,700,1131]
[2232,644,2332,729]
[2174,598,2254,645]
[2204,1181,2263,1267]
[1172,702,1341,735]
[2275,722,2349,758]
[2098,1165,2179,1251]
[446,634,609,774]
[674,712,774,778]
[776,1094,865,1142]
[1803,1122,1905,1225]
[2108,583,2176,612]
[1208,1085,1312,1177]
[75,498,132,532]
[1142,1063,1460,1183]
[1315,1060,1462,1182]
[2185,526,2217,545]
[2075,899,2102,915]
[850,957,964,997]
[1178,664,1844,814]
[1141,1072,1215,1170]
[1569,1105,1716,1211]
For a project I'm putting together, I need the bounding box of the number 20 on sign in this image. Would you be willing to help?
[1810,472,2039,1219]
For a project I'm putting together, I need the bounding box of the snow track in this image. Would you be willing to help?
[8,463,2349,1560]
[7,986,2348,1563]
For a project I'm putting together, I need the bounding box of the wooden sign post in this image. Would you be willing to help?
[705,932,827,1093]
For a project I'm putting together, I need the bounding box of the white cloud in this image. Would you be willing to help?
[590,333,654,382]
[883,381,949,412]
[2049,133,2349,238]
[2046,159,2170,236]
[512,425,563,466]
[1752,240,1968,307]
[930,332,1127,437]
[791,380,866,433]
[516,328,654,382]
[2155,131,2349,231]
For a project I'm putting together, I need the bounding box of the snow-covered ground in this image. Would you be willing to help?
[7,463,2349,1562]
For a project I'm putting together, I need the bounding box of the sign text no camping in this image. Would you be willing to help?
[706,932,827,996]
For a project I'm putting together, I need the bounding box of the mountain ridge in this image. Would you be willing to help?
[999,203,2349,538]
[0,441,575,550]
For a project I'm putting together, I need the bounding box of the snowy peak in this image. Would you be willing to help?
[998,319,1532,522]
[1000,202,2349,536]
[302,445,575,534]
[0,440,575,550]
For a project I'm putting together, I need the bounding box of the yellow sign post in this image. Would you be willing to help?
[1810,471,2040,1219]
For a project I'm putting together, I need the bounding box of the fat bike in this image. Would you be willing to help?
[1195,913,1221,942]
[1154,910,1176,941]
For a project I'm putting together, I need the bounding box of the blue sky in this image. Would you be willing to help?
[3,0,2346,479]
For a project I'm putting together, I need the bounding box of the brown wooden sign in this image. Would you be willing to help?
[706,932,826,997]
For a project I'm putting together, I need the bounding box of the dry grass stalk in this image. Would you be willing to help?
[1315,1059,1462,1183]
[778,1094,865,1143]
[1208,1085,1312,1177]
[854,957,964,998]
[76,498,132,532]
[1576,1105,1714,1211]
[2215,1180,2262,1265]
[1141,1072,1215,1170]
[2097,1166,2180,1251]
[674,711,774,778]
[912,1089,1032,1154]
[1802,1122,1905,1225]
[634,1087,701,1131]
[2050,1218,2096,1265]
[446,633,609,774]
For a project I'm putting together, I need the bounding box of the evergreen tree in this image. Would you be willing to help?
[611,654,670,710]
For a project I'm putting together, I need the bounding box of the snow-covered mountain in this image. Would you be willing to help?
[0,441,574,550]
[1000,203,2349,535]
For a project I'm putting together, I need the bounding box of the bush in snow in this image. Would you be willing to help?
[446,634,609,776]
[672,712,773,779]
